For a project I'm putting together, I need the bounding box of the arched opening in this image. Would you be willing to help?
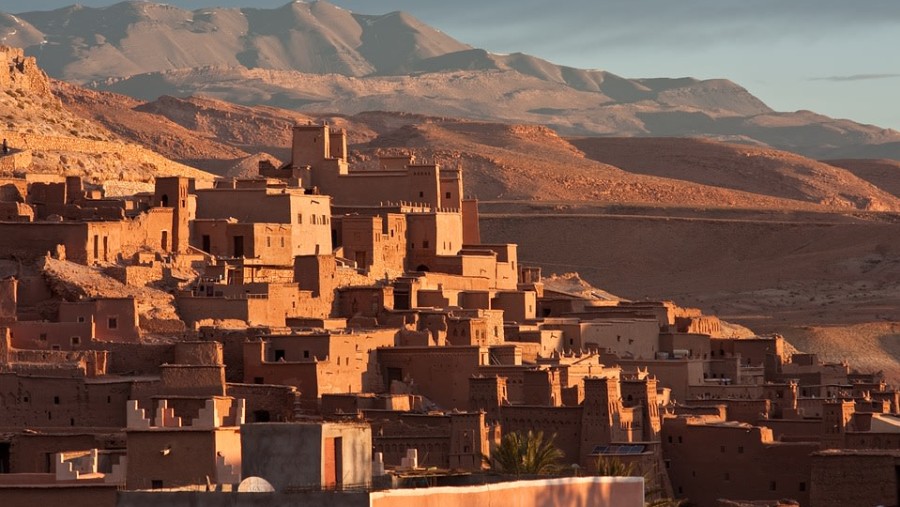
[416,264,430,272]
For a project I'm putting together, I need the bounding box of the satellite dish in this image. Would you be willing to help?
[237,476,275,492]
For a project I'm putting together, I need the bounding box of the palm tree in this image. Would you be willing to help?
[487,430,563,476]
[594,455,685,507]
[594,455,637,477]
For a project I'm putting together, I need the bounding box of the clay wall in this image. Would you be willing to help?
[193,220,293,265]
[0,222,88,262]
[492,290,536,324]
[126,428,240,489]
[8,321,94,350]
[661,418,816,506]
[809,451,900,507]
[501,406,583,462]
[505,328,566,360]
[0,373,134,428]
[711,336,785,367]
[377,346,489,410]
[338,286,393,318]
[686,383,765,401]
[195,189,332,257]
[461,198,481,245]
[0,483,117,507]
[0,201,32,221]
[369,477,644,507]
[684,398,770,424]
[58,298,140,343]
[227,383,299,423]
[0,277,15,322]
[439,168,463,210]
[407,212,463,270]
[574,319,661,360]
[610,358,705,402]
[658,332,711,359]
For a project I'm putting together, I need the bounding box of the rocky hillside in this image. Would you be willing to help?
[4,1,899,160]
[52,84,900,212]
[0,45,213,183]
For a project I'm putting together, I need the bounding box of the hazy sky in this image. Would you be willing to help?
[2,0,898,130]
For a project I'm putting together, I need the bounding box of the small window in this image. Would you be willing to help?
[667,436,673,443]
[51,345,60,351]
[151,480,163,490]
[53,396,60,405]
[297,213,303,224]
[423,240,429,249]
[108,317,117,330]
[107,396,111,403]
[281,237,285,248]
[274,349,286,361]
[267,237,271,248]
[77,316,85,323]
[799,482,806,492]
[253,377,264,384]
[304,350,310,359]
[678,436,683,443]
[71,336,81,346]
[446,192,451,199]
[769,481,777,491]
[39,333,47,341]
[419,191,424,198]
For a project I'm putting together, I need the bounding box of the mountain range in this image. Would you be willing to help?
[4,0,900,160]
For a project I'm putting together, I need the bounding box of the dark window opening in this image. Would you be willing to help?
[151,480,163,489]
[233,236,244,258]
[254,377,264,384]
[53,396,60,405]
[274,349,286,361]
[108,317,118,330]
[0,443,10,473]
[253,410,271,423]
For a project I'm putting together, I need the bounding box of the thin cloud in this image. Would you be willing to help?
[811,73,900,82]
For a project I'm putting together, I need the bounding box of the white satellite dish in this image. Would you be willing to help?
[237,476,275,492]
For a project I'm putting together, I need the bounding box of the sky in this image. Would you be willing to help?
[1,0,898,130]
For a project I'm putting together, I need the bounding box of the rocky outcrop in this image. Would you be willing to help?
[0,45,53,98]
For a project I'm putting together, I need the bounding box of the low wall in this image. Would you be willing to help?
[370,477,645,507]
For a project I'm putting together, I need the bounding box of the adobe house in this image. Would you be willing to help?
[194,184,332,258]
[242,328,398,409]
[241,421,372,491]
[661,414,818,506]
[124,396,244,490]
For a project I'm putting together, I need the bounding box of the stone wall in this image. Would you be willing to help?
[810,451,899,507]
